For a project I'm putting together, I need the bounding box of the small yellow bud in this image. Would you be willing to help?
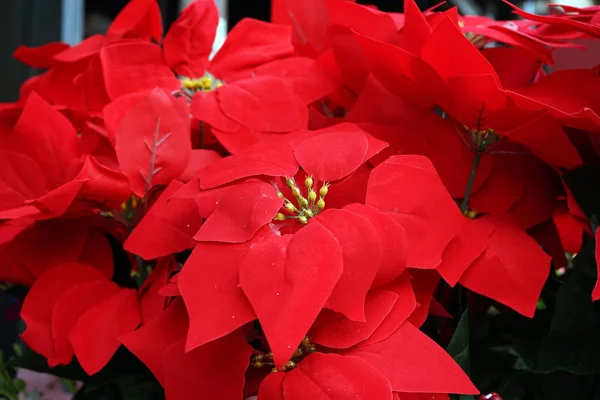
[292,187,302,198]
[284,361,296,371]
[299,216,308,225]
[285,178,295,189]
[308,190,317,202]
[271,367,279,373]
[302,337,311,346]
[319,184,329,197]
[129,269,139,278]
[305,344,316,353]
[465,209,478,219]
[120,202,127,210]
[303,209,314,218]
[317,199,325,210]
[181,77,193,89]
[293,348,303,358]
[305,176,313,188]
[285,202,296,212]
[298,197,309,208]
[199,76,213,90]
[253,361,264,368]
[131,197,138,208]
[277,191,284,199]
[275,213,287,221]
[216,81,224,88]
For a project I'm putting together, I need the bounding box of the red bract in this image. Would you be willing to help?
[0,218,114,286]
[239,222,344,367]
[366,155,464,270]
[106,0,163,42]
[124,181,201,260]
[114,88,191,198]
[259,353,394,399]
[162,0,219,77]
[20,263,139,375]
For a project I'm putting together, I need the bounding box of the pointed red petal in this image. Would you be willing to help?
[107,0,163,42]
[114,88,191,197]
[217,77,308,133]
[194,180,283,243]
[407,270,441,328]
[311,289,398,349]
[50,280,120,366]
[13,42,70,69]
[9,92,80,188]
[179,149,222,182]
[100,41,179,100]
[196,141,299,189]
[122,299,189,385]
[459,215,551,317]
[361,274,417,345]
[344,204,409,288]
[283,353,393,399]
[344,322,478,394]
[294,125,369,182]
[70,289,141,375]
[20,263,107,360]
[437,217,495,287]
[179,230,273,350]
[314,209,383,321]
[239,222,343,367]
[74,156,131,205]
[164,334,253,400]
[125,181,201,259]
[366,155,464,269]
[163,0,219,77]
[209,19,294,77]
[257,372,285,400]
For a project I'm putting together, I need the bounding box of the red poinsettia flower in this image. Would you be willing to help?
[123,275,477,400]
[20,263,140,375]
[13,0,164,116]
[0,92,130,221]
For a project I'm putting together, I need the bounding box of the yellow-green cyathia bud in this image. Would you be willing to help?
[319,184,329,197]
[305,176,313,188]
[317,199,325,210]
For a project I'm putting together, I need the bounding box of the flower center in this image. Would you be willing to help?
[180,74,223,92]
[250,336,317,372]
[461,124,499,152]
[273,176,329,225]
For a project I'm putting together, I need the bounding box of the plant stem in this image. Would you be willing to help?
[459,153,481,214]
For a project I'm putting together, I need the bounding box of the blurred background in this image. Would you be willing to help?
[0,0,597,103]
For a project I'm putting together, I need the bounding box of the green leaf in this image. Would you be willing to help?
[447,310,471,374]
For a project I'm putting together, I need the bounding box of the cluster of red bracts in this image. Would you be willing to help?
[2,0,600,398]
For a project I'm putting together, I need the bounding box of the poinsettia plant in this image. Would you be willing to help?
[2,0,600,399]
